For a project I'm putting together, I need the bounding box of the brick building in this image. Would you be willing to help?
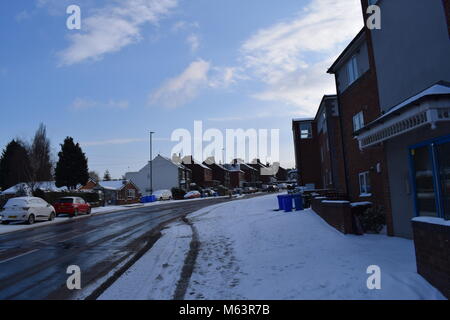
[327,28,394,235]
[292,95,346,193]
[204,162,231,188]
[182,156,213,188]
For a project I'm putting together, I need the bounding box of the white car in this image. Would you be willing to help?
[153,190,173,201]
[0,197,56,225]
[184,191,201,199]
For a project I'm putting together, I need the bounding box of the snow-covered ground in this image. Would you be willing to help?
[100,194,446,300]
[0,196,229,236]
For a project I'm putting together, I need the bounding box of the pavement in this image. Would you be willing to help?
[0,197,238,300]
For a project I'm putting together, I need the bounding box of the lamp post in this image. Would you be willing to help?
[149,131,155,196]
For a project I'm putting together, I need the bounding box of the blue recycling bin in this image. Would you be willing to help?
[277,195,285,211]
[283,195,293,212]
[293,194,303,211]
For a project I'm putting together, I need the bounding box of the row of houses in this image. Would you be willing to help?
[125,154,291,194]
[293,0,450,297]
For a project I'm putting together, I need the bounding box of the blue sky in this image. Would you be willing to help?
[0,0,362,178]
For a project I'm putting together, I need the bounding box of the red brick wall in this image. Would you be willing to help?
[412,220,450,298]
[293,121,323,189]
[311,198,354,234]
[337,70,393,236]
[328,115,347,194]
[117,183,140,205]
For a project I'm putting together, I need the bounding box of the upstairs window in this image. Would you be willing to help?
[353,111,365,132]
[347,55,359,85]
[300,123,312,139]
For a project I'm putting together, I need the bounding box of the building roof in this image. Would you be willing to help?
[97,180,129,191]
[356,81,450,149]
[182,156,212,170]
[327,28,366,74]
[358,81,450,134]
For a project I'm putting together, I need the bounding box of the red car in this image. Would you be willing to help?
[54,197,91,217]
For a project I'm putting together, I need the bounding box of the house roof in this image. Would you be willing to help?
[97,180,128,191]
[183,156,211,170]
[157,155,190,170]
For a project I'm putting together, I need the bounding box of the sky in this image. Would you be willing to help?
[0,0,363,179]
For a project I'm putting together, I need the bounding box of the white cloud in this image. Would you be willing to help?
[58,0,177,66]
[240,0,363,112]
[70,98,130,110]
[82,137,169,147]
[187,33,200,52]
[149,60,241,108]
[149,59,211,108]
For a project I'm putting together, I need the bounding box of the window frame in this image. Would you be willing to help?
[127,188,136,199]
[409,134,450,220]
[359,171,372,196]
[353,111,365,132]
[299,122,313,140]
[347,55,359,85]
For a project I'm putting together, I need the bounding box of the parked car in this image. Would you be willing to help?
[0,197,56,225]
[53,197,91,217]
[202,189,215,197]
[267,185,279,193]
[277,183,288,189]
[153,190,173,201]
[184,191,201,199]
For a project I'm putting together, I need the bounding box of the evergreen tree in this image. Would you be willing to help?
[30,123,53,182]
[103,170,111,181]
[55,137,89,190]
[0,140,33,191]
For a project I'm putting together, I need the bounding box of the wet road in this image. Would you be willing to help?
[0,198,232,300]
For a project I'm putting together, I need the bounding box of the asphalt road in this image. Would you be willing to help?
[0,197,234,300]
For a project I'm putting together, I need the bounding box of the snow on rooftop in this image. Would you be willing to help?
[382,82,450,119]
[412,216,450,227]
[98,180,127,191]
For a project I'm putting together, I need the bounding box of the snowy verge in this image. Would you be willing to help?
[186,195,446,300]
[97,194,446,300]
[98,221,192,300]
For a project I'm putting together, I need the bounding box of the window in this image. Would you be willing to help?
[359,171,371,196]
[127,189,136,199]
[353,111,365,132]
[410,136,450,220]
[347,55,359,85]
[300,123,312,139]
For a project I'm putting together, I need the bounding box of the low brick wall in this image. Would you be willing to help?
[311,198,354,234]
[412,219,450,299]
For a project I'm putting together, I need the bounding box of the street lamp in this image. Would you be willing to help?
[149,131,155,196]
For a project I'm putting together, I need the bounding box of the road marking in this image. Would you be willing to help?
[0,249,40,264]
